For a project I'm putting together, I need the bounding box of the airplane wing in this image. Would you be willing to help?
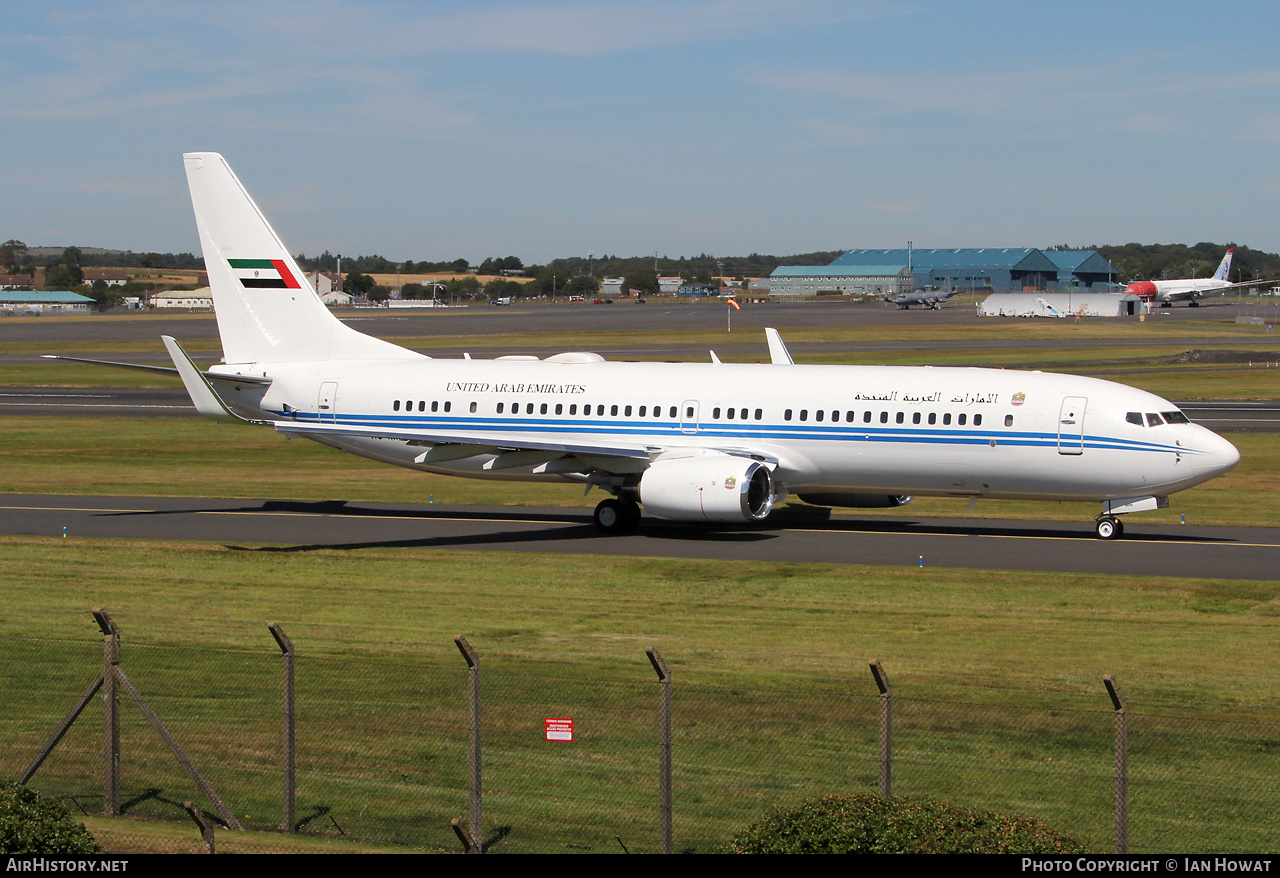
[269,419,656,462]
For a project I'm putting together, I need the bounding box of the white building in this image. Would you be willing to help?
[979,292,1144,318]
[151,288,214,309]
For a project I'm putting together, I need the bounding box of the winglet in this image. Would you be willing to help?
[162,335,247,422]
[765,327,794,365]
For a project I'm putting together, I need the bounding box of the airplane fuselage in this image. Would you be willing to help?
[214,356,1237,504]
[1124,278,1231,304]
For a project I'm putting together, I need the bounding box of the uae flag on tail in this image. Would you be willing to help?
[229,258,302,289]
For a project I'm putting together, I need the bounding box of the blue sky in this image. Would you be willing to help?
[5,1,1279,264]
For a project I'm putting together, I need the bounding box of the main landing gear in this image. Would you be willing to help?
[1094,516,1125,540]
[594,497,642,533]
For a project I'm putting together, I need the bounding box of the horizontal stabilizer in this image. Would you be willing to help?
[162,335,253,422]
[42,354,272,387]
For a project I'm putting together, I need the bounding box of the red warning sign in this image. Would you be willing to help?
[545,718,573,742]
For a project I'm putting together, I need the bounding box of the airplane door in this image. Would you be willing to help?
[318,382,338,424]
[1057,396,1085,455]
[680,400,700,434]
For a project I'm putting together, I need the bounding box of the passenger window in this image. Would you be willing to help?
[496,402,504,414]
[815,410,824,422]
[726,408,734,420]
[527,403,535,415]
[879,411,888,424]
[393,400,400,412]
[895,412,904,424]
[1126,412,1143,426]
[611,405,618,416]
[598,405,606,416]
[713,407,722,419]
[958,413,966,425]
[669,406,677,418]
[470,402,478,414]
[846,411,855,422]
[928,412,936,425]
[974,414,982,426]
[800,410,808,421]
[555,404,563,415]
[431,401,439,412]
[912,412,921,424]
[443,401,451,413]
[540,403,548,415]
[754,409,762,420]
[624,405,632,417]
[784,409,792,421]
[685,406,694,419]
[943,413,951,425]
[863,411,872,424]
[1005,414,1014,427]
[639,406,646,417]
[418,401,425,412]
[570,404,577,415]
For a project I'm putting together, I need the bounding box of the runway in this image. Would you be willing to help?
[3,494,1277,581]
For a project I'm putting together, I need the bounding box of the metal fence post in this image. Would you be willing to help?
[268,623,295,832]
[93,609,121,818]
[455,635,482,853]
[184,801,215,854]
[1104,674,1128,854]
[869,660,891,798]
[646,648,672,854]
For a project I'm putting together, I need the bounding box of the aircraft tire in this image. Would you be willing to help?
[622,499,642,530]
[1095,517,1122,540]
[594,498,629,533]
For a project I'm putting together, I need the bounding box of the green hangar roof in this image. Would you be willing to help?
[771,265,908,278]
[0,290,94,304]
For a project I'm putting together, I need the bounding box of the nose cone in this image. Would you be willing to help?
[1193,429,1240,476]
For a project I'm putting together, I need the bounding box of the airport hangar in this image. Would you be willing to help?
[767,248,1119,297]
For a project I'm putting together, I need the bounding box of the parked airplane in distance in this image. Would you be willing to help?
[52,154,1241,540]
[886,288,956,309]
[1123,249,1271,307]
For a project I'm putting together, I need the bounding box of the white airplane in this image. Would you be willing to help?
[886,288,955,310]
[1123,249,1270,307]
[54,154,1242,540]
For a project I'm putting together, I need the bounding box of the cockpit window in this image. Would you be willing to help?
[1162,411,1190,424]
[1145,413,1164,427]
[1126,412,1143,426]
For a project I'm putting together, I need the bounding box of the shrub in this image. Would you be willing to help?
[0,783,101,855]
[728,793,1089,854]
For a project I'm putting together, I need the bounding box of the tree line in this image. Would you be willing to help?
[7,237,1280,308]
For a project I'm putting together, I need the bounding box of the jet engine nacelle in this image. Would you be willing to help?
[798,493,912,508]
[639,455,775,522]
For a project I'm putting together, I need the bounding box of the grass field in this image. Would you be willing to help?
[2,541,1277,853]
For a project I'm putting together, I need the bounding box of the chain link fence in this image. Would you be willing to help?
[3,611,1277,854]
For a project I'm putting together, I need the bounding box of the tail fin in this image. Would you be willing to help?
[1214,248,1234,282]
[183,153,419,365]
